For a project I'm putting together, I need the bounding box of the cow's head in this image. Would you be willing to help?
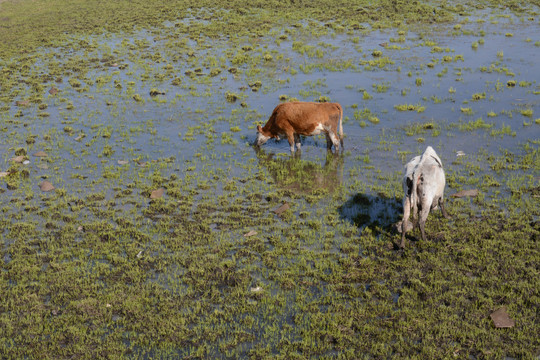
[254,125,271,147]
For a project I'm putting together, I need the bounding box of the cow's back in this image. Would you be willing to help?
[274,102,339,131]
[417,154,446,204]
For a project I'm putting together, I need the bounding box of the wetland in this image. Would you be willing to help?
[0,0,539,358]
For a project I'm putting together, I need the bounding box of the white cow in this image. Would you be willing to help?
[399,146,450,248]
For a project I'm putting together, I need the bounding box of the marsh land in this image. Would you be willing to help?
[0,0,539,358]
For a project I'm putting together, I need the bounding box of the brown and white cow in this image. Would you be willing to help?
[254,101,343,153]
[398,146,450,248]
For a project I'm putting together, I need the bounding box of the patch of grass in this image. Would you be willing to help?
[460,107,474,115]
[458,117,493,131]
[395,103,426,112]
[472,92,486,100]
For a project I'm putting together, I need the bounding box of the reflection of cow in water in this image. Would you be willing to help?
[255,148,343,196]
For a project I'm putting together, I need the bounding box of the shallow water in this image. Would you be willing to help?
[3,15,537,186]
[1,14,538,248]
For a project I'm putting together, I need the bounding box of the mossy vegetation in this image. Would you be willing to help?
[0,0,539,358]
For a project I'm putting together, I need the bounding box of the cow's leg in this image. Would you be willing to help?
[412,179,422,224]
[418,198,432,242]
[286,132,296,153]
[324,131,340,152]
[439,197,451,219]
[400,197,411,248]
[294,133,301,151]
[329,130,341,152]
[331,133,341,153]
[325,133,333,150]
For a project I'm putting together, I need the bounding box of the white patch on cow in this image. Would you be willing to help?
[293,133,301,151]
[329,132,339,146]
[255,132,271,146]
[309,123,325,136]
[322,124,340,150]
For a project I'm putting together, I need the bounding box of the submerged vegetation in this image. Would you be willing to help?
[0,0,539,358]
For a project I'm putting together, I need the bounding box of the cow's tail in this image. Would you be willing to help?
[410,170,420,222]
[338,103,344,148]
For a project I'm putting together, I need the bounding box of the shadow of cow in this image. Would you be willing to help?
[339,192,403,237]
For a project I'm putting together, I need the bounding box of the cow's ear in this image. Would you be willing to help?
[257,125,262,133]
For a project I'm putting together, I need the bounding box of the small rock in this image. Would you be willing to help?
[456,151,466,156]
[22,160,30,165]
[451,189,479,198]
[272,202,290,215]
[117,160,129,165]
[10,155,25,163]
[16,100,30,107]
[490,307,515,328]
[244,230,257,237]
[250,286,263,293]
[150,188,164,199]
[394,220,413,233]
[33,151,47,157]
[39,181,55,192]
